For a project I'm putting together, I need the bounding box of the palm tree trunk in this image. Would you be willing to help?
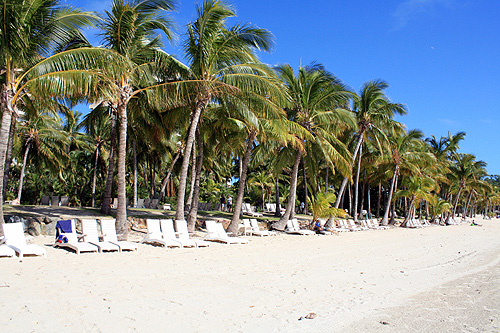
[367,182,371,218]
[176,101,205,221]
[452,185,463,217]
[377,182,382,217]
[334,130,365,208]
[3,118,16,202]
[0,83,16,226]
[159,147,182,201]
[381,165,399,225]
[228,131,256,234]
[16,145,30,203]
[353,144,362,221]
[186,143,196,210]
[187,127,204,232]
[325,166,329,192]
[101,109,117,214]
[302,161,309,214]
[91,146,99,207]
[273,150,302,230]
[133,139,137,207]
[463,191,473,218]
[115,96,129,240]
[275,177,281,217]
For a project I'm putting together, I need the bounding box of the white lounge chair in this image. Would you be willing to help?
[55,219,99,254]
[368,219,389,230]
[204,220,248,244]
[250,219,276,236]
[141,219,181,248]
[160,219,194,248]
[175,220,210,248]
[242,203,263,217]
[242,219,253,236]
[81,219,120,253]
[100,219,138,252]
[0,241,15,257]
[2,222,46,258]
[286,219,315,235]
[347,219,368,231]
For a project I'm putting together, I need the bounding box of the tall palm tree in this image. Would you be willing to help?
[380,129,435,225]
[271,63,355,230]
[172,0,282,222]
[334,80,406,209]
[94,0,177,238]
[0,0,100,225]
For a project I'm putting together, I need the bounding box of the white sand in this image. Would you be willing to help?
[1,217,499,332]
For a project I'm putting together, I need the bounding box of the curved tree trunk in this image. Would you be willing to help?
[187,128,203,232]
[159,147,182,201]
[0,81,16,227]
[381,165,399,225]
[3,118,16,202]
[228,131,256,234]
[101,109,117,214]
[303,161,308,214]
[272,150,302,230]
[91,146,99,207]
[16,144,30,203]
[175,101,205,221]
[452,185,463,218]
[353,144,362,221]
[334,130,365,208]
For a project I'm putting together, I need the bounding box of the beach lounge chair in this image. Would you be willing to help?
[160,219,194,248]
[368,219,389,230]
[242,203,263,217]
[55,219,99,254]
[2,222,46,258]
[242,219,269,236]
[150,199,159,209]
[286,219,315,235]
[137,198,145,209]
[242,219,253,235]
[40,196,50,205]
[110,198,118,209]
[174,220,210,248]
[60,196,69,206]
[100,219,138,252]
[250,219,276,236]
[81,219,120,253]
[141,219,181,248]
[0,241,15,257]
[347,219,368,231]
[144,198,151,209]
[204,220,248,244]
[50,195,60,206]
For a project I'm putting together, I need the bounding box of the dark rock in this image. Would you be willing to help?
[27,218,41,236]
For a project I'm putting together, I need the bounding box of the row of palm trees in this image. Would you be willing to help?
[0,0,497,239]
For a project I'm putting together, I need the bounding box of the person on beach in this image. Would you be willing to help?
[227,196,232,212]
[220,195,226,212]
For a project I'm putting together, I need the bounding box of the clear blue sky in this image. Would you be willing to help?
[65,0,500,175]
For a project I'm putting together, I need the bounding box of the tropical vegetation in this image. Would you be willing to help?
[0,0,498,239]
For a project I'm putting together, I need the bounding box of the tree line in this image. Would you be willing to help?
[1,0,498,239]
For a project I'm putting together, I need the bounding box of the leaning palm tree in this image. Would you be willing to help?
[172,0,283,222]
[0,0,100,225]
[15,111,68,203]
[271,63,355,230]
[380,129,436,225]
[334,80,406,209]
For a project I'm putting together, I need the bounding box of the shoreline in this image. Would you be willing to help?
[1,217,499,331]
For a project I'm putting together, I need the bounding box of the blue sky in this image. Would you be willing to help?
[65,0,500,174]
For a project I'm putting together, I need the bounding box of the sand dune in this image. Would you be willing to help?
[1,217,499,332]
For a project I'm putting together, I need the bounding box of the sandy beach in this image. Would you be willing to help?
[1,217,499,332]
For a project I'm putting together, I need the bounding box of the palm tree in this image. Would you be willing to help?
[334,80,406,210]
[0,0,100,225]
[394,175,437,226]
[380,129,436,225]
[172,0,282,223]
[271,64,355,230]
[248,170,273,212]
[94,0,177,238]
[15,112,68,203]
